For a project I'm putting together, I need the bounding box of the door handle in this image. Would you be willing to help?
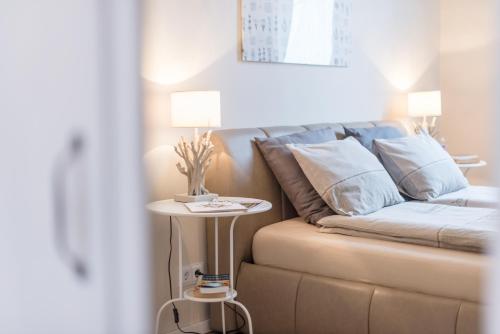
[52,133,88,280]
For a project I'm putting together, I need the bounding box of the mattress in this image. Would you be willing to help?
[318,202,497,253]
[253,218,489,302]
[426,185,498,208]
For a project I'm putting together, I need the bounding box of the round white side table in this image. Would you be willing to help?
[456,160,487,176]
[147,197,272,334]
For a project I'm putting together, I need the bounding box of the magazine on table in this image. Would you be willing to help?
[184,199,263,213]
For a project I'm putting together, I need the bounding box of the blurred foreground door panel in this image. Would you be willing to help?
[0,1,150,334]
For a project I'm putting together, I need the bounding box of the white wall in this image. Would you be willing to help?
[143,0,440,149]
[142,0,441,331]
[440,0,498,185]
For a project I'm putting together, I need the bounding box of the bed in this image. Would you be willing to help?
[205,121,489,334]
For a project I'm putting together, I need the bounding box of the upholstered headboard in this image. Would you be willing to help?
[204,120,408,286]
[206,121,408,224]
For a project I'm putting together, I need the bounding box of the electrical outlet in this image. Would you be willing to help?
[182,262,204,285]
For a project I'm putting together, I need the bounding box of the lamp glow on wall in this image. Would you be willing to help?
[408,91,442,137]
[171,91,221,202]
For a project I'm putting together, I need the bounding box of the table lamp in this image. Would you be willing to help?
[171,91,221,202]
[408,91,442,137]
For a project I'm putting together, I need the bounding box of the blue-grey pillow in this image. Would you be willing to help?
[374,133,468,200]
[255,128,337,224]
[344,126,404,154]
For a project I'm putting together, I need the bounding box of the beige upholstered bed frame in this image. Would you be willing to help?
[205,121,481,334]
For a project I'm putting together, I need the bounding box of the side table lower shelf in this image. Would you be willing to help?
[156,288,252,334]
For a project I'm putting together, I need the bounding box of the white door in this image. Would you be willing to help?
[0,1,150,334]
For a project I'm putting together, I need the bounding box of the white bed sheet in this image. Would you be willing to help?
[426,185,498,208]
[318,202,497,252]
[253,218,489,303]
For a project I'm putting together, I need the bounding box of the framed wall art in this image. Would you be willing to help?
[241,0,352,67]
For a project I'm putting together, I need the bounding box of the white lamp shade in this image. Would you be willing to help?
[408,91,442,117]
[170,91,221,128]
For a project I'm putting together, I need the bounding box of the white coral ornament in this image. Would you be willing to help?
[174,131,215,196]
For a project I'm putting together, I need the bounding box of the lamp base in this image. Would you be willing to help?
[174,193,218,203]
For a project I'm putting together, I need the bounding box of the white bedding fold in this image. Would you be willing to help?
[426,185,498,208]
[318,202,498,252]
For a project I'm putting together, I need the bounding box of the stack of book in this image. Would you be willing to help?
[452,155,480,164]
[193,274,230,299]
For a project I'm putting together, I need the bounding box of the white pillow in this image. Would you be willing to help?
[287,137,404,216]
[374,133,468,200]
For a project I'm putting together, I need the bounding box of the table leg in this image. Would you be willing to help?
[215,218,226,333]
[215,217,218,275]
[155,217,184,334]
[221,302,226,334]
[229,216,239,293]
[226,299,253,334]
[155,297,184,334]
[174,217,183,298]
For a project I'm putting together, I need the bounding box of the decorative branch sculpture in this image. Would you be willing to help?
[174,131,215,196]
[413,117,439,138]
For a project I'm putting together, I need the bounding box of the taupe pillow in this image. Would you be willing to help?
[255,129,337,223]
[288,137,404,216]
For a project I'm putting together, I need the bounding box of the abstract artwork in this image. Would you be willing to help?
[241,0,352,67]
